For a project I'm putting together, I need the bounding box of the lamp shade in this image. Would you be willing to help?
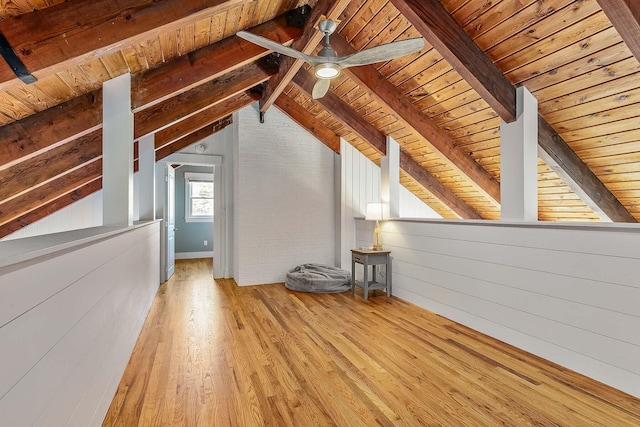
[366,202,385,221]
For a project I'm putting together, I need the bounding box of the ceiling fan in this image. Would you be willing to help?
[237,18,425,99]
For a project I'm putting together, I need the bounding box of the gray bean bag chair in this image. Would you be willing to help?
[285,263,351,293]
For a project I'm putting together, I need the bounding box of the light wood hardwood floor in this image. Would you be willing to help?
[103,259,640,426]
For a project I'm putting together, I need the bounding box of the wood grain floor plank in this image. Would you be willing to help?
[103,259,640,426]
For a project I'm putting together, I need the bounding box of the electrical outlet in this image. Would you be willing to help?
[204,240,208,246]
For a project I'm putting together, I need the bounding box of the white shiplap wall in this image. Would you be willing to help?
[0,222,160,426]
[360,218,640,398]
[339,140,440,269]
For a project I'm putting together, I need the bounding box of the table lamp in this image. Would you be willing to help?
[366,202,385,250]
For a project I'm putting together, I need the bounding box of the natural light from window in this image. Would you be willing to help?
[185,172,213,222]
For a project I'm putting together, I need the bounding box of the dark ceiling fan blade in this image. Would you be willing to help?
[312,78,331,99]
[236,31,315,63]
[336,38,425,67]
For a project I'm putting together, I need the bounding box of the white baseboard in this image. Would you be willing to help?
[175,251,213,259]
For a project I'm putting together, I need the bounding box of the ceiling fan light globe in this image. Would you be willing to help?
[315,63,340,79]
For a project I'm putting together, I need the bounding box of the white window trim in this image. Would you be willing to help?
[185,172,214,223]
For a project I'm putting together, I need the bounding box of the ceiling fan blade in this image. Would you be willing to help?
[236,31,314,62]
[312,78,331,99]
[337,38,425,67]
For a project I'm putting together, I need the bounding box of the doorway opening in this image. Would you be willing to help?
[158,155,224,282]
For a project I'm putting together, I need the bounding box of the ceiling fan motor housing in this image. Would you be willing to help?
[318,44,338,59]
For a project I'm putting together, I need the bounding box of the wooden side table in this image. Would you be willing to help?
[351,249,392,300]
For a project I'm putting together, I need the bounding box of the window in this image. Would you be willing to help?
[185,172,214,222]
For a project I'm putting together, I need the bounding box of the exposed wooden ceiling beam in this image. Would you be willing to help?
[0,51,245,234]
[156,129,209,161]
[537,118,636,222]
[291,71,386,153]
[292,68,481,220]
[132,15,302,110]
[135,61,276,139]
[156,124,217,161]
[155,92,257,151]
[0,130,102,203]
[0,112,231,236]
[392,0,636,223]
[0,179,103,239]
[0,159,102,227]
[0,0,248,90]
[596,0,640,63]
[397,151,469,220]
[274,92,340,154]
[259,0,351,113]
[1,15,293,171]
[389,0,516,123]
[0,91,102,169]
[0,113,231,236]
[331,34,500,206]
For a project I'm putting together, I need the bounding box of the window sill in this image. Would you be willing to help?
[185,217,213,223]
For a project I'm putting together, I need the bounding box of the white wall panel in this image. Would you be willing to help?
[0,225,142,327]
[361,218,640,398]
[0,222,160,426]
[339,141,440,269]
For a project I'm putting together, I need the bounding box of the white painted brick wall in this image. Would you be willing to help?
[234,104,336,285]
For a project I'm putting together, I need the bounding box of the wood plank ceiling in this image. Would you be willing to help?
[0,0,639,238]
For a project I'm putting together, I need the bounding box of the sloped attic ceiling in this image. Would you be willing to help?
[0,0,639,238]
